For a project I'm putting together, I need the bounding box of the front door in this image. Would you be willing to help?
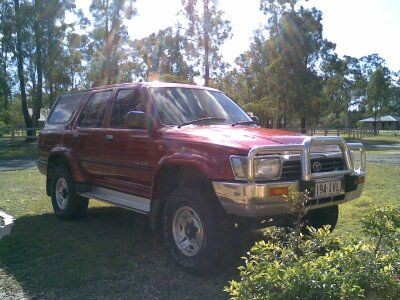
[99,88,156,198]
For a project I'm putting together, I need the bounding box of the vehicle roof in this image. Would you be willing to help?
[63,81,220,96]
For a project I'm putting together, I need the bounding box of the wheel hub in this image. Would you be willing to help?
[184,221,198,239]
[172,206,204,257]
[55,177,69,210]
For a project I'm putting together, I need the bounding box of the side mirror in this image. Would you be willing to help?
[125,111,147,130]
[251,116,259,125]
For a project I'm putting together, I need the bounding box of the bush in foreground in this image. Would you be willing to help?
[225,204,400,300]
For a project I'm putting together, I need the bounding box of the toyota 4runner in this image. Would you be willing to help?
[38,82,366,273]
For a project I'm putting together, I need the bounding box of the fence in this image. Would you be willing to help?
[0,127,41,140]
[282,128,376,139]
[308,128,375,139]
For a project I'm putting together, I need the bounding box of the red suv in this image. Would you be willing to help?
[38,82,366,273]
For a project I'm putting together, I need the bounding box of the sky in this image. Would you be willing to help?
[76,0,400,71]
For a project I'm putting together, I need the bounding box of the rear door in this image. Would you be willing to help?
[72,90,113,178]
[98,88,156,198]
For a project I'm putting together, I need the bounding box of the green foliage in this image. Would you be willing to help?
[132,27,197,81]
[159,74,195,84]
[226,201,400,299]
[1,0,399,129]
[180,0,232,85]
[88,0,137,86]
[226,223,400,299]
[0,120,6,136]
[367,68,391,118]
[362,205,400,254]
[0,102,25,127]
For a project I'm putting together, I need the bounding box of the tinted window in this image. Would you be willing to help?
[110,89,145,128]
[47,92,87,124]
[149,87,251,126]
[78,90,112,127]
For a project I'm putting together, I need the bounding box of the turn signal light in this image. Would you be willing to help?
[358,176,365,184]
[269,187,289,197]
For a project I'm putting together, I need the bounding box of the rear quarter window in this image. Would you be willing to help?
[47,92,88,124]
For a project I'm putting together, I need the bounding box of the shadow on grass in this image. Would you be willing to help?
[0,206,256,299]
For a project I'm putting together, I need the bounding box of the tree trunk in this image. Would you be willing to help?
[49,81,55,107]
[203,0,210,87]
[13,0,34,137]
[33,1,43,131]
[1,46,9,110]
[301,116,306,134]
[105,0,111,85]
[373,114,378,136]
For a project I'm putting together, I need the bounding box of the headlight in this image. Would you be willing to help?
[254,157,282,180]
[230,156,282,181]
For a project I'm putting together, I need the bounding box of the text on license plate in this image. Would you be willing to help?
[314,180,342,198]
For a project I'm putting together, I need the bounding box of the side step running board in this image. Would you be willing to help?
[80,186,150,215]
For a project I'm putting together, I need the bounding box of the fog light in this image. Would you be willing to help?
[269,187,289,197]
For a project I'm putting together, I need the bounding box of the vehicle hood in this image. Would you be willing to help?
[159,125,308,152]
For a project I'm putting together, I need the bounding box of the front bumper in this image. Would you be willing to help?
[213,136,366,218]
[212,177,364,217]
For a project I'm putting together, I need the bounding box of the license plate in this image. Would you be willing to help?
[314,180,342,198]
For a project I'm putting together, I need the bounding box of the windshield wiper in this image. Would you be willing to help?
[231,120,258,127]
[178,117,227,128]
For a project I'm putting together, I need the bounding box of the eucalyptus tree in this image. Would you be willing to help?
[0,0,13,110]
[260,0,333,129]
[132,27,196,81]
[12,0,33,135]
[88,0,136,86]
[180,0,231,86]
[367,67,390,133]
[388,72,400,115]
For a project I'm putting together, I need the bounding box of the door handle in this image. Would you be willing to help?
[105,134,114,141]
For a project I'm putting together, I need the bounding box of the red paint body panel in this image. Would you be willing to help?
[38,82,309,200]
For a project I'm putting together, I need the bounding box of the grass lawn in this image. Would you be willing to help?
[0,140,399,298]
[0,170,237,299]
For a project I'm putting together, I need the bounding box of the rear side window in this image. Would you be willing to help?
[47,92,87,124]
[78,90,112,128]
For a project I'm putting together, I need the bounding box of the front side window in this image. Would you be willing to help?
[78,90,112,127]
[149,87,251,126]
[47,92,87,124]
[110,89,144,128]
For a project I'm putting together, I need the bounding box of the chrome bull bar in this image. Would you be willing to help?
[247,136,366,183]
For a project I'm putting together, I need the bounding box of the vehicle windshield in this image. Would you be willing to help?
[149,87,252,126]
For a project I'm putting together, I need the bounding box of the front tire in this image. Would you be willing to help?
[162,188,227,274]
[51,166,88,220]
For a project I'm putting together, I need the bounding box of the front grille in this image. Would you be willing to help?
[312,157,345,172]
[281,156,345,180]
[281,160,301,180]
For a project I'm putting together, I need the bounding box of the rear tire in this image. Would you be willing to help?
[51,166,88,220]
[162,188,228,274]
[303,205,339,232]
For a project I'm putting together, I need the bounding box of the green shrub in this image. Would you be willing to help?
[361,205,400,254]
[225,205,400,300]
[0,120,7,137]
